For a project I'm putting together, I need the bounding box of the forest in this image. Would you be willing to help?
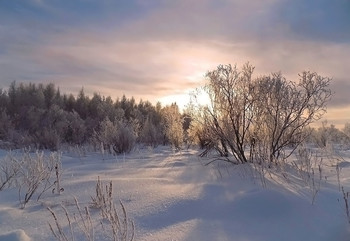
[0,81,187,152]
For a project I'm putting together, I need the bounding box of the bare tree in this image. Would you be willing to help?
[253,71,332,163]
[191,63,256,163]
[191,63,331,165]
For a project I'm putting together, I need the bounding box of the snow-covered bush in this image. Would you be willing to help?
[90,176,113,219]
[0,152,22,191]
[93,118,117,153]
[15,150,62,208]
[112,121,136,154]
[7,129,35,149]
[93,118,135,154]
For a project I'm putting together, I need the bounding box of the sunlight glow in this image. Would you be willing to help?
[158,93,191,110]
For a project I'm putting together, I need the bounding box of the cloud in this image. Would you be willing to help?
[275,0,350,43]
[114,0,280,43]
[328,79,350,108]
[0,0,349,124]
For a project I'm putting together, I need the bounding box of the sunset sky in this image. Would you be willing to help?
[1,0,350,126]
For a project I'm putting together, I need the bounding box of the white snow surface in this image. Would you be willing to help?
[0,146,350,241]
[0,230,31,241]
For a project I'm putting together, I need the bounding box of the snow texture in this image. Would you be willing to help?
[0,146,350,240]
[0,230,31,241]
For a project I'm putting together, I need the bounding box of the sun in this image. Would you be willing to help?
[158,93,191,111]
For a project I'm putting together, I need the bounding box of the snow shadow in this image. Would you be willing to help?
[136,181,347,241]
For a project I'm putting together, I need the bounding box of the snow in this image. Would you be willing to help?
[0,230,31,241]
[0,146,350,240]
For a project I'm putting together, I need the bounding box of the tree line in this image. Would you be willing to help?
[1,64,349,160]
[0,81,186,152]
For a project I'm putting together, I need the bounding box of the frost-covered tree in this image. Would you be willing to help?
[187,118,210,149]
[43,83,58,109]
[94,118,135,154]
[190,64,256,161]
[253,71,331,163]
[191,63,332,164]
[63,94,76,112]
[343,123,350,139]
[112,120,136,154]
[311,121,350,148]
[35,105,69,150]
[0,89,9,110]
[93,118,117,152]
[139,116,160,147]
[75,88,90,119]
[65,111,87,145]
[161,103,184,149]
[0,109,12,141]
[0,81,185,151]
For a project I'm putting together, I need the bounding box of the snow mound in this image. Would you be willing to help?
[0,230,31,241]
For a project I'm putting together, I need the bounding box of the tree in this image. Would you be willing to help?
[312,121,350,148]
[161,103,184,149]
[112,120,136,154]
[43,83,57,109]
[343,122,350,139]
[93,118,135,154]
[190,64,255,162]
[65,111,87,145]
[191,63,332,164]
[0,109,12,140]
[139,116,160,147]
[35,105,68,150]
[253,71,332,163]
[75,88,89,119]
[0,89,9,110]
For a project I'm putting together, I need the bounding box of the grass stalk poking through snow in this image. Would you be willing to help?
[342,187,350,224]
[90,176,113,219]
[48,177,134,241]
[0,152,21,191]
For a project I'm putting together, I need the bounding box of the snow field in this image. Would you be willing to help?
[0,147,350,240]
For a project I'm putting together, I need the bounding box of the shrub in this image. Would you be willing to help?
[93,118,135,155]
[0,152,21,191]
[112,121,135,154]
[191,63,332,165]
[15,150,62,208]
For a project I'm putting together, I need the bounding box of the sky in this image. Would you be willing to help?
[1,0,350,126]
